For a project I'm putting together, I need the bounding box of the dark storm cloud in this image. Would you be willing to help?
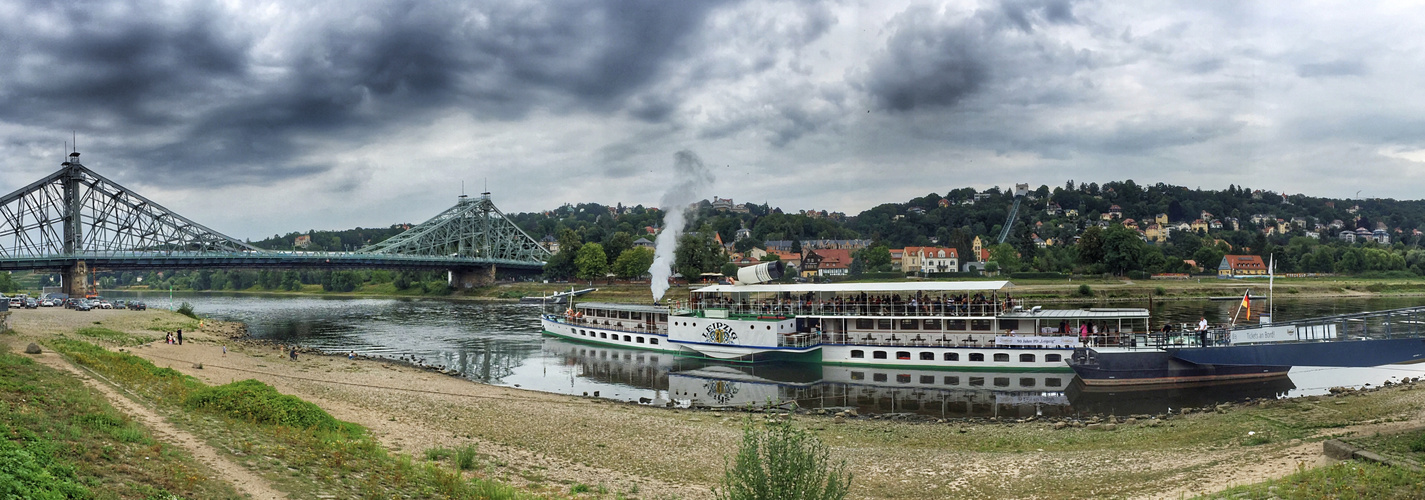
[0,0,248,126]
[0,0,733,188]
[861,0,1081,112]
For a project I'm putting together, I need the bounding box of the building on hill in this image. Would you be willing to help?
[1145,224,1167,243]
[711,196,734,211]
[1218,255,1267,278]
[1155,213,1169,225]
[812,248,852,276]
[889,248,904,269]
[539,235,560,253]
[632,237,654,249]
[1191,219,1208,233]
[900,247,959,274]
[294,235,312,249]
[1108,205,1123,219]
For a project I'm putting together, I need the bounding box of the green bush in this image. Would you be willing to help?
[184,380,361,437]
[1154,286,1167,295]
[1077,284,1094,297]
[1409,432,1425,453]
[716,419,851,500]
[175,302,198,319]
[456,444,479,471]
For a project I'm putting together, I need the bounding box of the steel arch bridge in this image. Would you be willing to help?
[0,151,550,295]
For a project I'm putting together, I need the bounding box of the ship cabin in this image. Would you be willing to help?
[687,281,1150,348]
[561,302,670,336]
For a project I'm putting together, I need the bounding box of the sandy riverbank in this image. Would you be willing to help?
[7,305,1425,499]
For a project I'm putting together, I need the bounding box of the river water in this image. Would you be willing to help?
[108,291,1425,418]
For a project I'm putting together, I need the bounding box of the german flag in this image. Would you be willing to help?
[1240,290,1251,319]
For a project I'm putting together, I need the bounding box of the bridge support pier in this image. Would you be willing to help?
[449,265,496,289]
[64,261,91,297]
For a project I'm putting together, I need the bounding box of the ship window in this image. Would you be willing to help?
[969,353,984,362]
[578,330,585,335]
[994,353,1009,362]
[920,352,934,361]
[944,352,958,361]
[1045,354,1062,362]
[650,338,659,345]
[1000,319,1020,331]
[631,312,642,320]
[873,351,887,359]
[994,377,1010,387]
[873,373,887,382]
[877,319,893,330]
[922,319,941,330]
[947,320,967,331]
[619,311,630,319]
[899,319,919,330]
[659,314,667,322]
[1045,378,1062,387]
[856,318,874,330]
[1019,353,1035,362]
[637,337,645,343]
[897,374,911,383]
[969,377,985,386]
[850,371,865,380]
[600,333,607,339]
[920,375,934,384]
[896,351,910,360]
[1019,378,1035,387]
[944,376,959,385]
[850,350,865,359]
[623,335,631,342]
[970,319,992,331]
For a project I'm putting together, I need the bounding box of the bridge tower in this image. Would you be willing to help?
[61,152,89,296]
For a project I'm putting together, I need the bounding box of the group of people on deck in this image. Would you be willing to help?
[693,291,1016,317]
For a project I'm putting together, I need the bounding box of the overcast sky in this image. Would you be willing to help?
[2,0,1423,240]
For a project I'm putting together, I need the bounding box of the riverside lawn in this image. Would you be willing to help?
[7,306,1425,499]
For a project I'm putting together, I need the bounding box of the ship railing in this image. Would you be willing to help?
[778,332,821,348]
[824,332,1086,348]
[692,301,1004,318]
[545,314,667,336]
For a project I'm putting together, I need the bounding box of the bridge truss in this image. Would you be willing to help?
[0,152,548,293]
[357,193,551,264]
[0,152,257,259]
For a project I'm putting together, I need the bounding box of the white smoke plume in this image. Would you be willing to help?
[648,150,715,302]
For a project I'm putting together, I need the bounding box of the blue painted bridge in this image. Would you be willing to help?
[0,151,550,295]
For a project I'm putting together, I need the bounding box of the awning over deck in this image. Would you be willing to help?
[691,281,1012,295]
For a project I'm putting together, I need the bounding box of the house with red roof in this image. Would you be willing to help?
[1218,255,1267,278]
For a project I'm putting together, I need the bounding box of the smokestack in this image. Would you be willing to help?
[648,150,714,302]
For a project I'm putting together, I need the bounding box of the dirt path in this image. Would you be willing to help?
[8,337,287,500]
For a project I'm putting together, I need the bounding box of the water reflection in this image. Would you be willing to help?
[104,291,1425,416]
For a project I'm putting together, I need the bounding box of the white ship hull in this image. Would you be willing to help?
[820,343,1075,371]
[541,315,689,354]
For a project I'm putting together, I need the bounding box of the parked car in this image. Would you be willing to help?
[73,300,93,311]
[128,301,147,311]
[24,299,38,309]
[97,300,113,309]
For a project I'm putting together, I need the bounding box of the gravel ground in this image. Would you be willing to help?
[9,306,1425,499]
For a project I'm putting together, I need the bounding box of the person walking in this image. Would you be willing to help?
[176,329,183,345]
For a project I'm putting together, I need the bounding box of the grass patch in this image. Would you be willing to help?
[1206,461,1425,499]
[49,337,542,499]
[75,326,156,346]
[0,342,241,499]
[184,379,363,438]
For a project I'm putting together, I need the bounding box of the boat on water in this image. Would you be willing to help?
[540,262,1151,371]
[1067,305,1425,386]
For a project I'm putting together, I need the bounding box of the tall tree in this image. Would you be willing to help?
[574,243,609,281]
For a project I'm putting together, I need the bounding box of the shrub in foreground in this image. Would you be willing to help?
[716,419,851,500]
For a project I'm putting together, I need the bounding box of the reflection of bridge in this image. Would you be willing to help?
[0,151,550,295]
